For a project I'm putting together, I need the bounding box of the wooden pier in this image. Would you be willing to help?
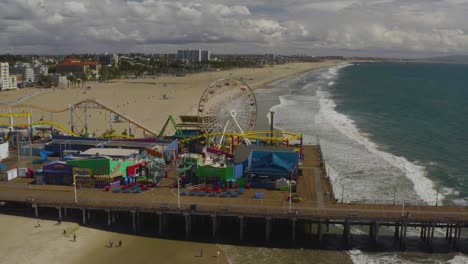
[1,145,467,251]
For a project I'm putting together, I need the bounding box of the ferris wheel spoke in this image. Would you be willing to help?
[231,115,252,145]
[218,119,230,145]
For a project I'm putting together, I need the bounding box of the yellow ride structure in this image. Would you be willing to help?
[0,99,158,137]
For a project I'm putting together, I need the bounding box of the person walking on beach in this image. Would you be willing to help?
[200,248,203,257]
[73,234,76,242]
[109,240,113,248]
[118,240,122,247]
[217,250,220,257]
[63,229,66,236]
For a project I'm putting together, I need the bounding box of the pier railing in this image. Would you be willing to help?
[22,195,468,223]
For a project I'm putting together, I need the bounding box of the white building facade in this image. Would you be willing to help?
[0,62,15,91]
[34,65,48,81]
[177,50,211,62]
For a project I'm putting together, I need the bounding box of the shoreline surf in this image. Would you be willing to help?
[266,63,442,206]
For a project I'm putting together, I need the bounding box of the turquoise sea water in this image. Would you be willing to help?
[331,62,468,202]
[243,62,468,263]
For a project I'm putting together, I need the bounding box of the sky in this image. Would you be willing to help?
[1,0,468,57]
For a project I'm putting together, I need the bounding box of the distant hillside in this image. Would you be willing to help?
[424,55,468,64]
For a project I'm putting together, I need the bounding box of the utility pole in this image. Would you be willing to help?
[177,175,181,209]
[176,149,180,209]
[435,187,439,206]
[393,186,397,205]
[269,111,274,145]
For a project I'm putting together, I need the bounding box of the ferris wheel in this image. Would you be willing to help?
[198,78,257,145]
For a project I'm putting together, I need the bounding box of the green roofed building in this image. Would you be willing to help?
[66,157,136,177]
[196,158,235,185]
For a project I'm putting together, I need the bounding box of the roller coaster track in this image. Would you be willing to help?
[179,130,302,143]
[0,99,158,136]
[0,121,78,136]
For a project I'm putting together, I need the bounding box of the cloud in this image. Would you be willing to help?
[63,1,87,16]
[0,0,468,56]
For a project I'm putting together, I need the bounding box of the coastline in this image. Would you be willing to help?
[0,61,342,264]
[7,61,343,138]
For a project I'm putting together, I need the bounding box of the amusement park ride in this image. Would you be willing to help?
[0,99,158,140]
[0,78,303,157]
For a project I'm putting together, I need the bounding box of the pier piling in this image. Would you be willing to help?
[343,219,351,248]
[131,210,136,233]
[318,220,323,243]
[239,216,244,241]
[265,216,272,242]
[211,214,217,238]
[81,209,86,225]
[184,213,191,239]
[291,218,296,241]
[394,223,399,240]
[32,204,38,218]
[157,212,164,236]
[57,207,62,221]
[106,210,111,226]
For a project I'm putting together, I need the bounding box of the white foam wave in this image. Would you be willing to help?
[349,250,414,264]
[328,81,335,86]
[447,255,468,264]
[349,250,465,264]
[317,89,441,205]
[269,62,442,205]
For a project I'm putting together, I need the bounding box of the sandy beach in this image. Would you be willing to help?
[0,61,343,264]
[0,214,229,264]
[0,61,341,137]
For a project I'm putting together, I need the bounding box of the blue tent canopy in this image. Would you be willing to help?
[248,150,298,176]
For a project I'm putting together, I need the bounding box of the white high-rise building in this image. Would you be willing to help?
[9,76,17,90]
[177,49,211,62]
[0,63,11,91]
[201,50,211,61]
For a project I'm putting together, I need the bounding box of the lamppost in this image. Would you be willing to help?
[177,175,181,209]
[435,187,439,206]
[269,111,275,145]
[73,173,77,204]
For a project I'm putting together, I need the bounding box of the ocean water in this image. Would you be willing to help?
[238,62,468,263]
[329,62,468,205]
